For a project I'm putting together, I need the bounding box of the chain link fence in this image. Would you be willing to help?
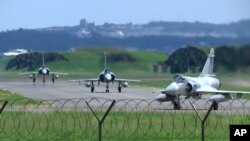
[0,98,249,140]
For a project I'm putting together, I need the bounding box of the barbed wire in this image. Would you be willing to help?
[0,98,249,140]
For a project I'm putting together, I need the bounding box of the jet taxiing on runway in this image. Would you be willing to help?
[155,48,250,110]
[71,52,140,93]
[21,53,67,83]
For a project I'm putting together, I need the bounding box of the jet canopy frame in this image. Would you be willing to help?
[173,74,186,83]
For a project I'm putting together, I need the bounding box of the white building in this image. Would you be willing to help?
[3,49,28,56]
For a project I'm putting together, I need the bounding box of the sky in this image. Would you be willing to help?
[0,0,250,31]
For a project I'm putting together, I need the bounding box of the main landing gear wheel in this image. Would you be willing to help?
[118,87,122,93]
[106,89,109,93]
[173,97,181,110]
[213,102,218,110]
[91,87,94,93]
[173,101,181,110]
[52,74,55,84]
[33,78,36,83]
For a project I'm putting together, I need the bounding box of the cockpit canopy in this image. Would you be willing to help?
[173,74,186,83]
[40,65,48,70]
[104,68,110,73]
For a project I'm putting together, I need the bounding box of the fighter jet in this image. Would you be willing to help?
[21,53,67,83]
[71,52,140,93]
[155,48,250,110]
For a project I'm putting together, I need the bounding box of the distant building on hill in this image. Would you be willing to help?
[80,19,87,30]
[3,49,28,56]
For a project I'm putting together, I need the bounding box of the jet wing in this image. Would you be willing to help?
[115,79,141,82]
[69,78,99,82]
[50,72,68,75]
[196,86,250,94]
[155,90,173,94]
[20,72,38,75]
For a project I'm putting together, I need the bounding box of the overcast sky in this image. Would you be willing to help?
[0,0,250,31]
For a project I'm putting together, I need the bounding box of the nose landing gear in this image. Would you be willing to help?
[105,83,109,93]
[43,75,46,83]
[172,96,181,110]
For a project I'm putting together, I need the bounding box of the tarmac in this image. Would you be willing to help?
[0,78,157,100]
[0,78,249,111]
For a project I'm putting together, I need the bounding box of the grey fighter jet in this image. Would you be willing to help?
[71,52,140,93]
[21,53,67,83]
[155,48,250,110]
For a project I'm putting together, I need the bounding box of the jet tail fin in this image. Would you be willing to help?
[42,52,45,66]
[199,48,215,77]
[104,52,107,69]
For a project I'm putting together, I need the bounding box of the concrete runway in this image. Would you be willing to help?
[0,78,158,101]
[0,78,249,111]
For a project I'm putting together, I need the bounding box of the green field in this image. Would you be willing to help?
[1,46,250,141]
[1,110,246,141]
[1,89,245,141]
[0,89,39,105]
[0,91,248,141]
[1,46,250,95]
[0,47,169,78]
[40,46,168,78]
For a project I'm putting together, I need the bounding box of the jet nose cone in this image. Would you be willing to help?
[42,69,47,74]
[155,93,166,102]
[105,74,112,81]
[165,82,178,94]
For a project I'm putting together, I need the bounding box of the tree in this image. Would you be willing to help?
[164,46,207,73]
[214,46,237,72]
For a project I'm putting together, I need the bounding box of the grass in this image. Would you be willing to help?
[0,46,169,78]
[1,46,250,99]
[0,89,40,105]
[0,110,246,141]
[1,46,250,98]
[0,47,249,141]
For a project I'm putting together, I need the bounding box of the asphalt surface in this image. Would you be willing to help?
[0,78,158,100]
[0,78,249,111]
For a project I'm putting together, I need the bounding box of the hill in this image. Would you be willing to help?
[1,46,250,95]
[48,47,168,77]
[0,46,168,78]
[5,52,68,71]
[0,19,250,52]
[164,46,207,73]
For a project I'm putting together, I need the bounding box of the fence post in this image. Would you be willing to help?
[0,100,8,114]
[85,100,116,141]
[189,100,216,141]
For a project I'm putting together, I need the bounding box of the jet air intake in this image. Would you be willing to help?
[55,74,59,78]
[155,93,175,102]
[185,82,198,93]
[85,81,91,87]
[29,74,34,79]
[209,94,226,102]
[122,81,128,87]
